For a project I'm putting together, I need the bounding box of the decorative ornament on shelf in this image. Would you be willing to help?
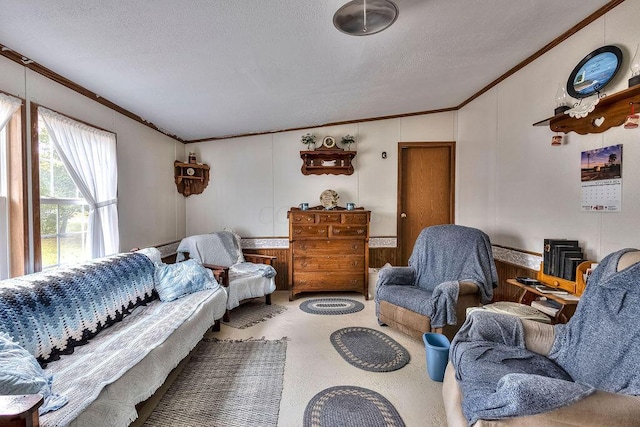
[565,97,600,119]
[301,133,317,150]
[340,134,356,150]
[554,83,571,115]
[629,44,640,88]
[623,102,639,129]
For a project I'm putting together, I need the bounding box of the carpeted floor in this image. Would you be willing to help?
[141,291,447,426]
[143,337,287,427]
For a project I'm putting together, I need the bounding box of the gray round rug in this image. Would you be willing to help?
[330,327,410,372]
[303,386,405,427]
[299,298,364,315]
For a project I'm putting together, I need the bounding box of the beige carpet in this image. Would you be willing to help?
[215,291,447,427]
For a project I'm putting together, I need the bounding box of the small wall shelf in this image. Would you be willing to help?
[533,85,640,135]
[300,147,356,176]
[174,161,210,197]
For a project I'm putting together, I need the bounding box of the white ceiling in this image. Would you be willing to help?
[0,0,612,141]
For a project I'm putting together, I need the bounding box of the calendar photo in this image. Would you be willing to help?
[580,144,622,212]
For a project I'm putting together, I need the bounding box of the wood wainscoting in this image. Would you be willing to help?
[493,259,538,302]
[369,247,398,268]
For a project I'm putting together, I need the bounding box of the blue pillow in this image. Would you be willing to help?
[0,333,68,414]
[154,259,218,302]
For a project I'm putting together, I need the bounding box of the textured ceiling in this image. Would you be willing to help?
[0,0,612,141]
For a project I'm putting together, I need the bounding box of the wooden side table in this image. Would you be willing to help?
[506,279,579,324]
[0,394,43,427]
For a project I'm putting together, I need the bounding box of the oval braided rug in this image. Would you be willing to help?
[299,298,364,315]
[330,327,410,372]
[303,385,405,427]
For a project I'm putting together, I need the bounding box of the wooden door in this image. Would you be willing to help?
[397,142,455,265]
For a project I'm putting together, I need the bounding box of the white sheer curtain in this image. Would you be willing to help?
[0,93,21,130]
[39,107,119,258]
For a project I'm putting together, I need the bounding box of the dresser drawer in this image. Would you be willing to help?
[290,213,316,224]
[292,225,328,238]
[342,213,368,224]
[317,213,341,223]
[293,255,365,271]
[330,225,367,238]
[292,240,364,254]
[293,272,364,290]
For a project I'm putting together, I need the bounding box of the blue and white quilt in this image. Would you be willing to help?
[0,253,156,366]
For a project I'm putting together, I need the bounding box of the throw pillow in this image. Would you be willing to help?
[154,259,218,302]
[0,333,68,415]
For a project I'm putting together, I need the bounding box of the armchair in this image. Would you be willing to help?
[375,224,497,340]
[444,248,640,426]
[177,231,276,321]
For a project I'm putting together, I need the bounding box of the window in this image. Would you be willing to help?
[38,121,90,269]
[33,105,119,271]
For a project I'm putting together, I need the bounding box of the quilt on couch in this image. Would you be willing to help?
[0,253,156,366]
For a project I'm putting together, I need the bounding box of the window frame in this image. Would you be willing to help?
[31,103,113,271]
[0,92,28,278]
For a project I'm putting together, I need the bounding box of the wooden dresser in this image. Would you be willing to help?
[287,207,370,300]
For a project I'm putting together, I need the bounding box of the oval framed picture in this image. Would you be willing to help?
[322,136,336,148]
[566,45,623,99]
[186,167,195,176]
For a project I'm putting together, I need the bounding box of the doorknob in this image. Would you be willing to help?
[400,212,407,218]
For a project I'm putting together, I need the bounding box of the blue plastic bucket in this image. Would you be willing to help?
[423,332,450,382]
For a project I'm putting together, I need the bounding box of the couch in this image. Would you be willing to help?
[376,225,497,340]
[443,248,640,426]
[0,249,227,427]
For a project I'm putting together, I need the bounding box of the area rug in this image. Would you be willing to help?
[299,298,364,315]
[143,337,287,427]
[303,386,405,427]
[222,300,288,329]
[330,327,410,372]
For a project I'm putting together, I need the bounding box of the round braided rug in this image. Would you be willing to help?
[303,385,405,427]
[330,327,410,372]
[299,298,364,315]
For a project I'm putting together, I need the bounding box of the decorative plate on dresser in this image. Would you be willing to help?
[319,189,339,210]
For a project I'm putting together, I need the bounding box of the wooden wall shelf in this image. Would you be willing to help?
[300,147,356,175]
[533,85,640,135]
[174,161,210,197]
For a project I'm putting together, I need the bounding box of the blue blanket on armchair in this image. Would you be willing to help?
[376,224,497,328]
[0,253,156,366]
[451,248,640,425]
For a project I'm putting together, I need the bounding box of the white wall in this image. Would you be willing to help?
[186,112,457,238]
[457,0,640,261]
[0,55,186,262]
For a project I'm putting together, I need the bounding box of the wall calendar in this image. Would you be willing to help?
[580,144,622,212]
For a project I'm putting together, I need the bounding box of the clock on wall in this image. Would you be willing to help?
[566,45,623,99]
